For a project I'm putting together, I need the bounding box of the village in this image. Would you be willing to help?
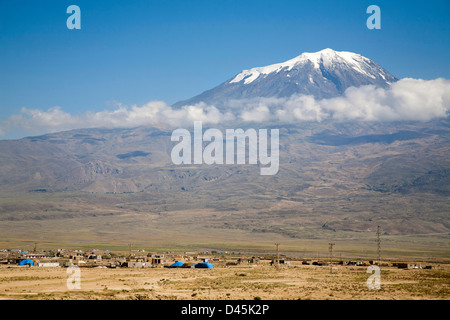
[1,244,447,301]
[0,246,430,270]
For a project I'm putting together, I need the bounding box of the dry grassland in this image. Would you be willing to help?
[0,262,448,300]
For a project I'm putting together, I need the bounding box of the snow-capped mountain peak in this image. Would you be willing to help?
[230,49,382,85]
[173,49,397,109]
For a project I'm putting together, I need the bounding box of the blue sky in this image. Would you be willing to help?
[0,0,449,138]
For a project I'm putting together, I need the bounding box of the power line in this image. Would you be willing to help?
[329,242,335,274]
[376,225,381,264]
[128,243,133,258]
[275,243,280,267]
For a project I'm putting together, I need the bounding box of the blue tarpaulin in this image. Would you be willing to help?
[19,259,34,266]
[194,262,214,269]
[169,261,185,268]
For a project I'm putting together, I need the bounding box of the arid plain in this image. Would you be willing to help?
[0,261,448,300]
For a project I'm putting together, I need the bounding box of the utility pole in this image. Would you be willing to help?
[376,225,381,264]
[329,242,335,274]
[33,242,37,253]
[275,243,280,266]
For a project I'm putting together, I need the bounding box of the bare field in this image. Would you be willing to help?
[0,192,448,261]
[0,263,448,300]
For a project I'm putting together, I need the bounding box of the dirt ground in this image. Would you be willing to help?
[0,262,448,300]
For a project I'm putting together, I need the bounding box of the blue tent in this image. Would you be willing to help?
[169,261,185,268]
[19,259,34,266]
[194,262,214,269]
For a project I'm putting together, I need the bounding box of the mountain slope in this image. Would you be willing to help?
[0,120,449,248]
[0,120,448,196]
[173,48,397,108]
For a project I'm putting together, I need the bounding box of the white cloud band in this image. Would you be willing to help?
[1,78,449,138]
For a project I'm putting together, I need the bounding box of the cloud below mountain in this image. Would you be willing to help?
[232,78,450,123]
[1,78,449,138]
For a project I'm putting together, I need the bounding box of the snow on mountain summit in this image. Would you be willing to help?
[173,49,397,109]
[230,49,384,85]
